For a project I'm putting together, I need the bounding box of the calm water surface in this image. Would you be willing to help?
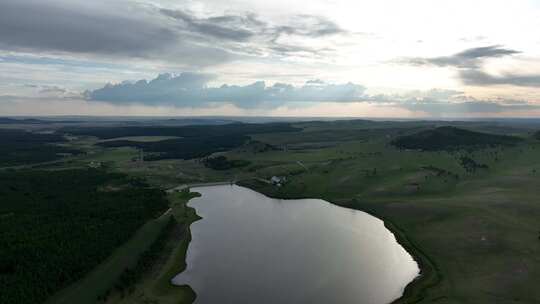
[172,185,419,304]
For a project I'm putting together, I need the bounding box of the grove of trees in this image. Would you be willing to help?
[62,123,299,160]
[0,129,81,166]
[0,169,169,304]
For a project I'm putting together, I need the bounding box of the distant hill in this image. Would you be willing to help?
[0,117,46,124]
[0,117,80,124]
[391,126,522,151]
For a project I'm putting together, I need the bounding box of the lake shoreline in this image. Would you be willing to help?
[234,180,441,304]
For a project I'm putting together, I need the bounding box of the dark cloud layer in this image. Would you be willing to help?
[0,0,177,57]
[0,0,238,67]
[0,0,345,66]
[87,73,367,108]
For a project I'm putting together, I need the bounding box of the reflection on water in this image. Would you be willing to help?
[173,185,419,304]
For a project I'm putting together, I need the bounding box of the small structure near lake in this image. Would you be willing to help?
[270,176,287,187]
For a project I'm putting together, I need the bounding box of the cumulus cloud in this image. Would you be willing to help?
[85,73,540,116]
[86,73,367,108]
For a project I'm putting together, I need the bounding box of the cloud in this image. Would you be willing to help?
[399,88,465,100]
[368,88,465,104]
[0,0,238,67]
[86,73,367,108]
[401,45,520,68]
[85,73,540,116]
[5,73,539,117]
[400,99,540,115]
[160,9,346,57]
[272,15,345,38]
[364,88,540,116]
[267,15,345,56]
[160,9,261,42]
[398,45,540,88]
[0,3,222,68]
[0,0,347,68]
[459,69,540,87]
[161,9,345,41]
[0,0,177,57]
[0,54,129,69]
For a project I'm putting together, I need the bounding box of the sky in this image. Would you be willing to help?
[1,0,540,117]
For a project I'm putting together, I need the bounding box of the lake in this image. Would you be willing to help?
[172,185,419,304]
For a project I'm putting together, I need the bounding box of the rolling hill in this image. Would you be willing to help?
[391,126,522,151]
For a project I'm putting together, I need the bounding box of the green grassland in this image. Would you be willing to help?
[5,119,540,304]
